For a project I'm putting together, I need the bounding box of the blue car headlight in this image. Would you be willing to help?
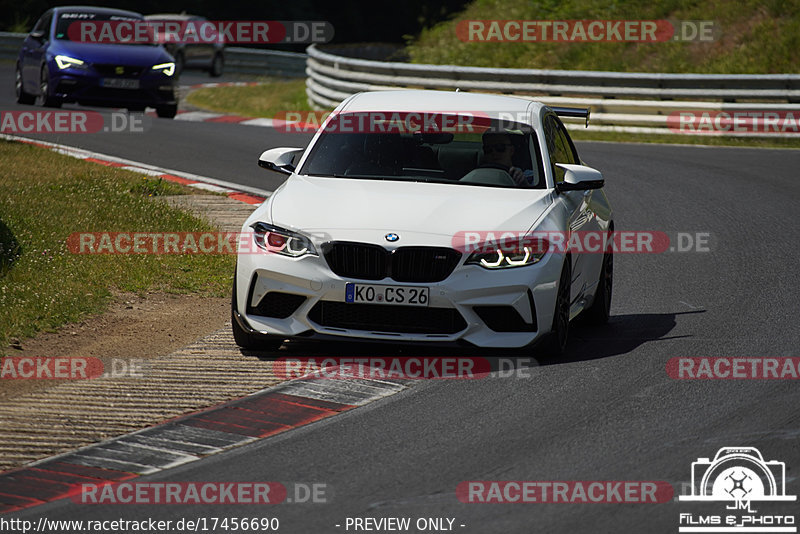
[54,55,86,70]
[151,62,175,76]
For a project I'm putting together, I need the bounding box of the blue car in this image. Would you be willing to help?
[15,6,178,118]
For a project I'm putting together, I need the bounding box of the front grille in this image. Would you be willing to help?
[81,87,149,100]
[391,247,461,282]
[323,242,461,282]
[473,304,537,332]
[248,292,306,319]
[323,242,387,280]
[92,64,144,77]
[308,302,467,334]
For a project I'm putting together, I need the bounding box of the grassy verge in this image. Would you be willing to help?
[407,0,800,73]
[0,140,235,351]
[186,78,312,118]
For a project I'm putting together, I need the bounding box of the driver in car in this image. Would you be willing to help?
[482,132,536,187]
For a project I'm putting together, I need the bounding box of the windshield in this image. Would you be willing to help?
[55,12,156,45]
[298,113,545,189]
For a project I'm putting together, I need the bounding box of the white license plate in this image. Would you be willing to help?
[345,283,429,307]
[102,78,140,89]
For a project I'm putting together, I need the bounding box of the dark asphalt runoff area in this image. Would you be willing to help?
[2,62,800,532]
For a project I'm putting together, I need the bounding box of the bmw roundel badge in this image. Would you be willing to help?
[385,233,399,242]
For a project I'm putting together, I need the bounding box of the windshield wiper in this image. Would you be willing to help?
[322,173,389,180]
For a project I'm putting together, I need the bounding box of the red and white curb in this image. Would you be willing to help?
[1,133,270,205]
[161,110,280,128]
[157,82,318,129]
[172,82,276,127]
[0,376,405,513]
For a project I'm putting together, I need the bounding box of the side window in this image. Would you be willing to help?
[32,11,53,38]
[31,15,45,35]
[544,115,579,183]
[556,116,580,165]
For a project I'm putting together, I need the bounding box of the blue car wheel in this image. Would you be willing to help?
[15,64,35,105]
[38,65,61,108]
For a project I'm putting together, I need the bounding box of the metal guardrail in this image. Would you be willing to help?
[0,32,24,61]
[305,44,800,136]
[0,32,307,78]
[224,47,306,78]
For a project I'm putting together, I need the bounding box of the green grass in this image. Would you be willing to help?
[407,0,800,73]
[186,78,313,118]
[0,140,235,352]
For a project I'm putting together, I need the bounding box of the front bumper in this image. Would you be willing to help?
[234,243,564,349]
[50,65,176,107]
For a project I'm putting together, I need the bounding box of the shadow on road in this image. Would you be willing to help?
[238,310,704,376]
[540,310,704,366]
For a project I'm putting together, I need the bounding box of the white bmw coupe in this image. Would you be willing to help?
[232,90,613,355]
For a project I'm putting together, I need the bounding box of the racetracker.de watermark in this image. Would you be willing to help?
[457,481,674,503]
[457,20,716,42]
[73,482,286,504]
[67,232,270,255]
[274,357,491,380]
[272,110,494,134]
[68,20,333,44]
[0,111,147,134]
[667,110,800,134]
[0,357,147,379]
[452,231,711,254]
[667,357,800,379]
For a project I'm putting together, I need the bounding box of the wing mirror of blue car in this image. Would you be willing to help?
[30,30,45,41]
[258,147,304,175]
[555,163,604,192]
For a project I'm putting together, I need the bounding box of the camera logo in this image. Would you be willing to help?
[680,447,795,503]
[678,447,796,533]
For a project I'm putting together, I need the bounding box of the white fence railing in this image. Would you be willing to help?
[305,44,800,137]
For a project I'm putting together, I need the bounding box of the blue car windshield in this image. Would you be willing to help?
[55,12,156,45]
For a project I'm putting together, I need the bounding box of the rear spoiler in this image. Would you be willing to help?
[552,107,590,128]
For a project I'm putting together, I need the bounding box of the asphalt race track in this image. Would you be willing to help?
[2,62,800,532]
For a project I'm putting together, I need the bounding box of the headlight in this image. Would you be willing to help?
[251,222,317,258]
[151,62,175,76]
[465,240,549,269]
[54,55,85,69]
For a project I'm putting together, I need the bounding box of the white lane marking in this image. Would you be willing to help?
[190,182,235,193]
[174,111,225,121]
[120,166,165,177]
[239,118,276,127]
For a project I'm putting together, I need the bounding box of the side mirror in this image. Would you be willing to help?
[554,163,604,192]
[258,147,304,175]
[30,30,45,41]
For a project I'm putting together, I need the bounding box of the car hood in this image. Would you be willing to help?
[52,41,171,66]
[265,175,553,245]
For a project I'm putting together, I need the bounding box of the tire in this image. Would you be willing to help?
[231,280,284,351]
[539,258,571,358]
[15,64,35,105]
[155,104,177,119]
[583,243,613,324]
[209,53,224,77]
[38,65,61,108]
